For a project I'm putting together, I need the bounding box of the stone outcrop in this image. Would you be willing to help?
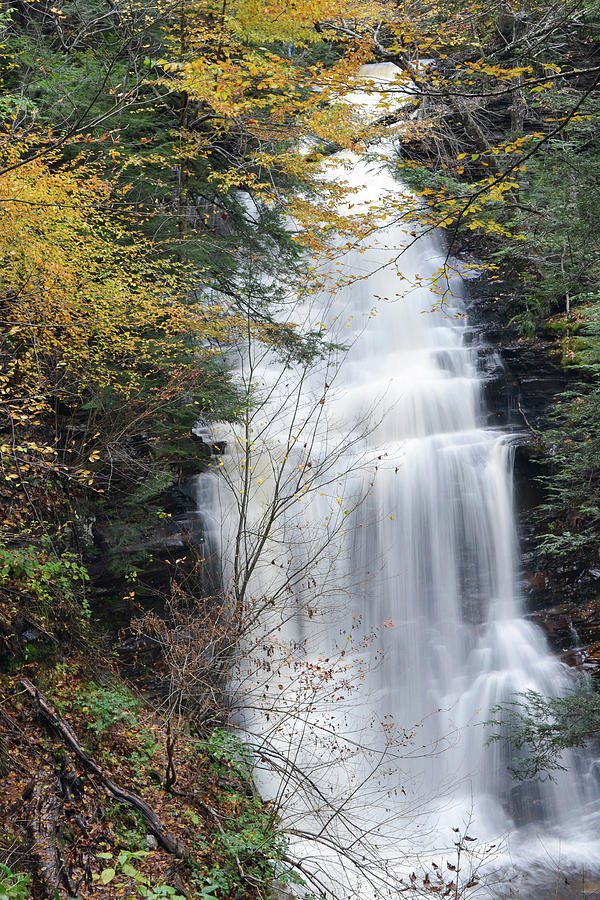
[466,269,600,676]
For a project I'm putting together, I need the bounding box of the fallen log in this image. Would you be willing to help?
[29,775,66,899]
[20,678,186,859]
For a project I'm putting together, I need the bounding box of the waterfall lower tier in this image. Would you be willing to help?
[198,145,600,897]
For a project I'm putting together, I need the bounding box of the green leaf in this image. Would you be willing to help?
[101,867,116,884]
[121,863,138,878]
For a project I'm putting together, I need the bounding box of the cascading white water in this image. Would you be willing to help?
[197,69,600,898]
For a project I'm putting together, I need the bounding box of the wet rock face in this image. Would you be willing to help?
[466,272,569,432]
[465,271,600,669]
[527,598,600,677]
[86,475,222,633]
[519,525,600,678]
[500,342,569,431]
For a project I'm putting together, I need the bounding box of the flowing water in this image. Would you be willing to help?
[197,70,600,898]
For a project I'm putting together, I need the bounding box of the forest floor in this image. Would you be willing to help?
[0,657,255,900]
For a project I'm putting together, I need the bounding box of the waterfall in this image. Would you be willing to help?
[197,69,600,898]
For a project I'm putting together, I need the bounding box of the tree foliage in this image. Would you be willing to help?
[489,686,600,781]
[0,0,388,638]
